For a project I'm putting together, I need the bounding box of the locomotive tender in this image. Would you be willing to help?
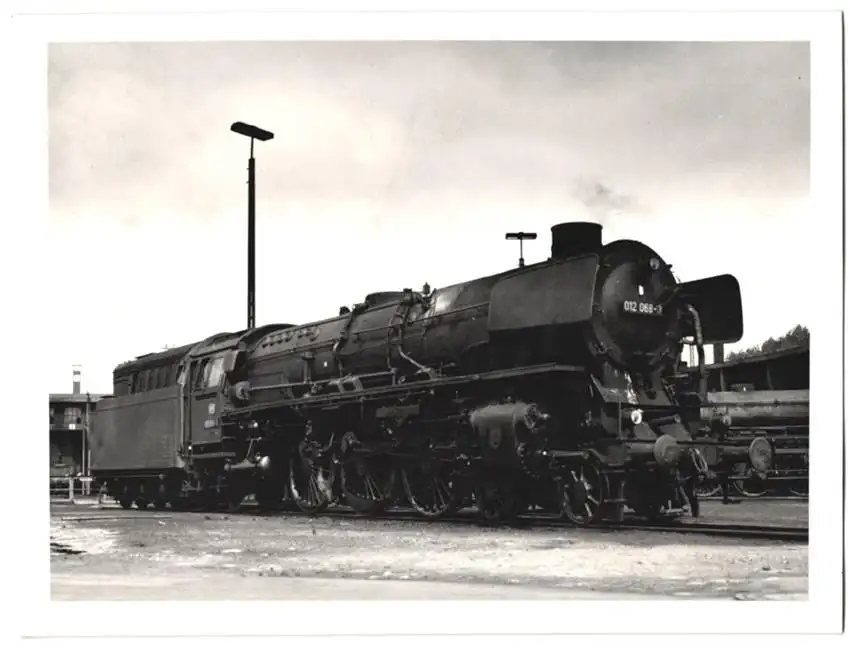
[90,221,772,524]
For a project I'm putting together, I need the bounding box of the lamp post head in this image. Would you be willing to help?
[231,122,274,141]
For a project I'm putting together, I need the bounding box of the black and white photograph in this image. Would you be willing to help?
[5,3,844,641]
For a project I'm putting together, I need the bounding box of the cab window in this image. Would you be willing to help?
[193,360,208,390]
[206,357,225,388]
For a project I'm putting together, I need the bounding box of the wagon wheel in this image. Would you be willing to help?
[559,457,609,526]
[732,478,769,497]
[475,475,523,524]
[401,459,460,519]
[133,483,153,509]
[289,452,336,514]
[118,483,135,509]
[787,479,808,498]
[152,481,171,509]
[694,480,722,498]
[341,454,397,515]
[731,464,769,498]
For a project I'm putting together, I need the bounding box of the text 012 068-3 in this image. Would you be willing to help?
[623,300,664,316]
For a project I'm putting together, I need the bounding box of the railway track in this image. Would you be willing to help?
[58,499,808,543]
[597,520,808,542]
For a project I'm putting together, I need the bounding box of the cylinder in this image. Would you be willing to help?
[469,402,542,466]
[550,222,603,260]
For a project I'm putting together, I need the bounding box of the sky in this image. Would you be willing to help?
[47,41,811,395]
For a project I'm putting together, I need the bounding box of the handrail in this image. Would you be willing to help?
[49,476,95,503]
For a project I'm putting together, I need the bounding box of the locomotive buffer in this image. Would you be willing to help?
[505,231,537,268]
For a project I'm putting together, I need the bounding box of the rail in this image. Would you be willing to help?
[598,520,808,542]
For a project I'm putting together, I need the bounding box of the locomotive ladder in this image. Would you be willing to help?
[332,306,361,375]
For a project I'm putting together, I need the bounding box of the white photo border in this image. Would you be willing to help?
[2,3,843,639]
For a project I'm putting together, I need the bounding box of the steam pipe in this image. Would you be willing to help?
[686,305,707,399]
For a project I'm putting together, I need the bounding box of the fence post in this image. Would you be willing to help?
[67,477,74,503]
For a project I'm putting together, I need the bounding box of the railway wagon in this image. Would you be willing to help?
[695,389,809,498]
[90,222,773,525]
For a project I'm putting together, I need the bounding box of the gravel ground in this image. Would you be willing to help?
[50,500,808,601]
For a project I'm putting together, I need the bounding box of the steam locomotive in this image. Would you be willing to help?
[89,221,772,525]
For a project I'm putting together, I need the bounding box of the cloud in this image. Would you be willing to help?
[570,179,643,221]
[49,41,809,220]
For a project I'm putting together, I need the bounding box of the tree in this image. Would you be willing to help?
[726,324,809,361]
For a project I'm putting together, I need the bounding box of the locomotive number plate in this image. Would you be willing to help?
[623,300,664,316]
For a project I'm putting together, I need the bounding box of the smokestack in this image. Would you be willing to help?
[713,344,725,365]
[550,222,603,260]
[72,366,81,395]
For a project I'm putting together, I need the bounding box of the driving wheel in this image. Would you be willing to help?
[559,457,608,526]
[289,447,336,514]
[402,459,460,519]
[787,479,808,497]
[341,455,397,515]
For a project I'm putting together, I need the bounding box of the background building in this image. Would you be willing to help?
[679,345,809,393]
[49,367,109,481]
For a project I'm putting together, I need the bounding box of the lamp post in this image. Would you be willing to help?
[231,121,274,330]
